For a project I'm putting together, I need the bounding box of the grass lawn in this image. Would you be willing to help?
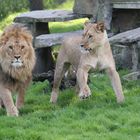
[0,71,140,140]
[0,0,140,139]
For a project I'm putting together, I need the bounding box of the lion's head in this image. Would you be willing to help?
[0,23,36,81]
[81,21,106,52]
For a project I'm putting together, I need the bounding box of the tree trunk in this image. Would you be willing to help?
[29,0,44,10]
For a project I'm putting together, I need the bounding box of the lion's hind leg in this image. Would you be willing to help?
[106,67,124,104]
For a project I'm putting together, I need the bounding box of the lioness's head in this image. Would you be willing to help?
[81,21,106,52]
[0,23,36,80]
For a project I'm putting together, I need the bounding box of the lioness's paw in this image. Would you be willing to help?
[79,92,91,99]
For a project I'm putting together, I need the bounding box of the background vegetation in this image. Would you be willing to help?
[0,0,68,21]
[0,0,140,140]
[0,0,75,33]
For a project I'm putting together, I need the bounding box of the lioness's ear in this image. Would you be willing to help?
[84,20,91,26]
[96,22,105,32]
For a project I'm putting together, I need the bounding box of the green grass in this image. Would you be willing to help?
[0,71,140,140]
[49,18,87,33]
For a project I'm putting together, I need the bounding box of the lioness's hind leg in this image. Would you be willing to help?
[50,61,70,103]
[106,67,124,103]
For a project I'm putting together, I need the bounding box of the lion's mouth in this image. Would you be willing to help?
[11,60,23,68]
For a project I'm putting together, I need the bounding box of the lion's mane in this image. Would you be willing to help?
[0,23,36,86]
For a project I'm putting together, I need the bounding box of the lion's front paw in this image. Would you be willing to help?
[7,106,19,117]
[50,91,58,103]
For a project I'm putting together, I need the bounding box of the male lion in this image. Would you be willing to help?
[0,23,36,116]
[50,21,124,104]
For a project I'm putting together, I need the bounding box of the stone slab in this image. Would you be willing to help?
[34,30,83,48]
[14,10,88,23]
[109,27,140,44]
[112,2,140,9]
[35,27,140,48]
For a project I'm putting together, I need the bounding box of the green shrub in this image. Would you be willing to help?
[0,0,67,21]
[0,0,29,20]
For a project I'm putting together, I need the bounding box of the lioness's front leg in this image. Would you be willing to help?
[77,66,91,99]
[0,87,18,116]
[106,67,124,103]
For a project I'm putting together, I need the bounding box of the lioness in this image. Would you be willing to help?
[50,21,124,104]
[0,23,36,116]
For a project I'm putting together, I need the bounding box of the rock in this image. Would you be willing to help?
[109,27,140,71]
[109,28,140,44]
[14,10,87,23]
[34,30,83,48]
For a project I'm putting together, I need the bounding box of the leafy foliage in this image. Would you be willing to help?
[0,0,69,21]
[0,0,28,20]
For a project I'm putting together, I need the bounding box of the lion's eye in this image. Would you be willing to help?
[9,46,13,50]
[21,45,25,50]
[89,35,92,39]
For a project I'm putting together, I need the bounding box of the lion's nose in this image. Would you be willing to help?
[14,55,21,60]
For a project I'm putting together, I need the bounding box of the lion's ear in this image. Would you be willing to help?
[96,22,105,32]
[0,33,8,46]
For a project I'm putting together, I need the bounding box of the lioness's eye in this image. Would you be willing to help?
[21,45,25,50]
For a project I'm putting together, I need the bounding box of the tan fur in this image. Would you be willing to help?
[0,23,36,116]
[50,21,124,104]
